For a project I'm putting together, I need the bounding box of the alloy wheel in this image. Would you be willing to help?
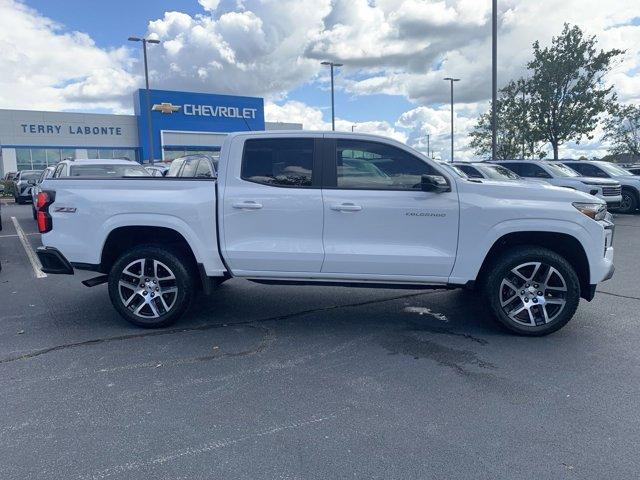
[499,261,568,327]
[117,258,178,319]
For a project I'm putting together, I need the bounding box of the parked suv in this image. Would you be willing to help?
[560,160,640,214]
[31,166,56,219]
[165,154,217,178]
[50,158,150,178]
[494,160,622,207]
[12,170,43,204]
[453,162,548,184]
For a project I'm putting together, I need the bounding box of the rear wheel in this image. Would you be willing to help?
[108,245,195,328]
[32,205,37,220]
[483,247,580,336]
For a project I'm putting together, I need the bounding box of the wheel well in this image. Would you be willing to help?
[100,226,198,274]
[477,231,591,299]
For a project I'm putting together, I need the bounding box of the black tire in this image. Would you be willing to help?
[482,246,580,336]
[108,245,196,328]
[615,189,638,214]
[15,196,24,205]
[32,205,37,220]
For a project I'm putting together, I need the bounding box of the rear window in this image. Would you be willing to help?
[69,164,150,177]
[241,138,314,187]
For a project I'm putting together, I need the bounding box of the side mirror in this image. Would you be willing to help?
[421,174,451,193]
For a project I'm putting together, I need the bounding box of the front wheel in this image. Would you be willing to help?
[483,247,580,336]
[108,245,195,328]
[615,189,638,214]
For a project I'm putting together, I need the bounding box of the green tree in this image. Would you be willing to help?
[469,78,542,160]
[603,104,640,157]
[527,24,623,159]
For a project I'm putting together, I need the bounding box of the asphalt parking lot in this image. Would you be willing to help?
[1,200,639,479]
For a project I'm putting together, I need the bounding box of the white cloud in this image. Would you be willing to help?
[265,100,407,142]
[0,0,138,112]
[1,0,638,159]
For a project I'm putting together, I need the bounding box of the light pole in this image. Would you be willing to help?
[321,61,343,131]
[129,36,160,164]
[426,133,430,158]
[443,77,460,161]
[491,0,498,160]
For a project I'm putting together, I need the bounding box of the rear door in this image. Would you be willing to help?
[320,137,459,279]
[221,135,325,274]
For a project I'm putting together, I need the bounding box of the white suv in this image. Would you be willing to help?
[494,160,622,207]
[560,160,640,214]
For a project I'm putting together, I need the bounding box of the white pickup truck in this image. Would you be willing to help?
[35,132,615,335]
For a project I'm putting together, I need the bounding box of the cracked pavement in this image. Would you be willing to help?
[1,201,640,479]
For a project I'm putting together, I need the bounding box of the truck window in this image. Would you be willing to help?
[335,140,435,190]
[195,159,214,178]
[241,138,314,187]
[166,158,185,177]
[180,158,199,177]
[457,165,482,178]
[568,163,608,178]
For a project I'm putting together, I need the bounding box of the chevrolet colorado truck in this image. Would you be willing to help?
[35,132,615,336]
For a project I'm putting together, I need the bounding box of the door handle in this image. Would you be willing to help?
[232,201,263,210]
[330,203,362,212]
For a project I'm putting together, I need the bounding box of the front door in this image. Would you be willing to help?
[321,137,459,280]
[221,135,324,274]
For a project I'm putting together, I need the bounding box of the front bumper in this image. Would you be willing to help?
[36,246,74,275]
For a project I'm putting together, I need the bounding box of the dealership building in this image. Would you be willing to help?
[0,89,301,176]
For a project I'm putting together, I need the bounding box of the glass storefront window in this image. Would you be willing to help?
[87,149,99,159]
[45,148,61,166]
[61,148,75,160]
[31,149,47,170]
[114,149,136,161]
[16,148,32,170]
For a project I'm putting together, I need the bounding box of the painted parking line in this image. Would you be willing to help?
[0,232,39,239]
[10,216,47,278]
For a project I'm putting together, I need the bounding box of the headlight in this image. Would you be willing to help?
[573,202,607,221]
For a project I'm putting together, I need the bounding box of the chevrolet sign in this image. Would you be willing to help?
[151,103,181,114]
[183,104,257,119]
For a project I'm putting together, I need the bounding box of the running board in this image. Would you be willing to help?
[82,275,109,288]
[247,278,454,290]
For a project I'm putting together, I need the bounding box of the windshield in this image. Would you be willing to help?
[476,164,520,180]
[594,161,634,176]
[439,163,468,178]
[20,171,42,181]
[547,163,579,177]
[69,164,150,177]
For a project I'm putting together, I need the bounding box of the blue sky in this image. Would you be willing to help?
[1,0,638,160]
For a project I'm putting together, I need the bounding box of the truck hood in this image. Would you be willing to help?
[461,178,605,204]
[574,176,620,186]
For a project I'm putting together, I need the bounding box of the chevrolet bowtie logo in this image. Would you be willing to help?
[151,102,181,114]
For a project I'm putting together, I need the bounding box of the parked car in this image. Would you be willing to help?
[165,154,217,178]
[30,166,56,219]
[493,160,622,208]
[145,165,169,177]
[453,162,550,184]
[4,171,17,181]
[50,158,151,178]
[11,170,43,204]
[624,165,640,176]
[560,160,640,214]
[36,132,615,336]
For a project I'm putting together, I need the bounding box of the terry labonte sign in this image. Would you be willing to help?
[20,123,124,136]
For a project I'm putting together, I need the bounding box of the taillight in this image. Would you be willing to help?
[36,191,55,233]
